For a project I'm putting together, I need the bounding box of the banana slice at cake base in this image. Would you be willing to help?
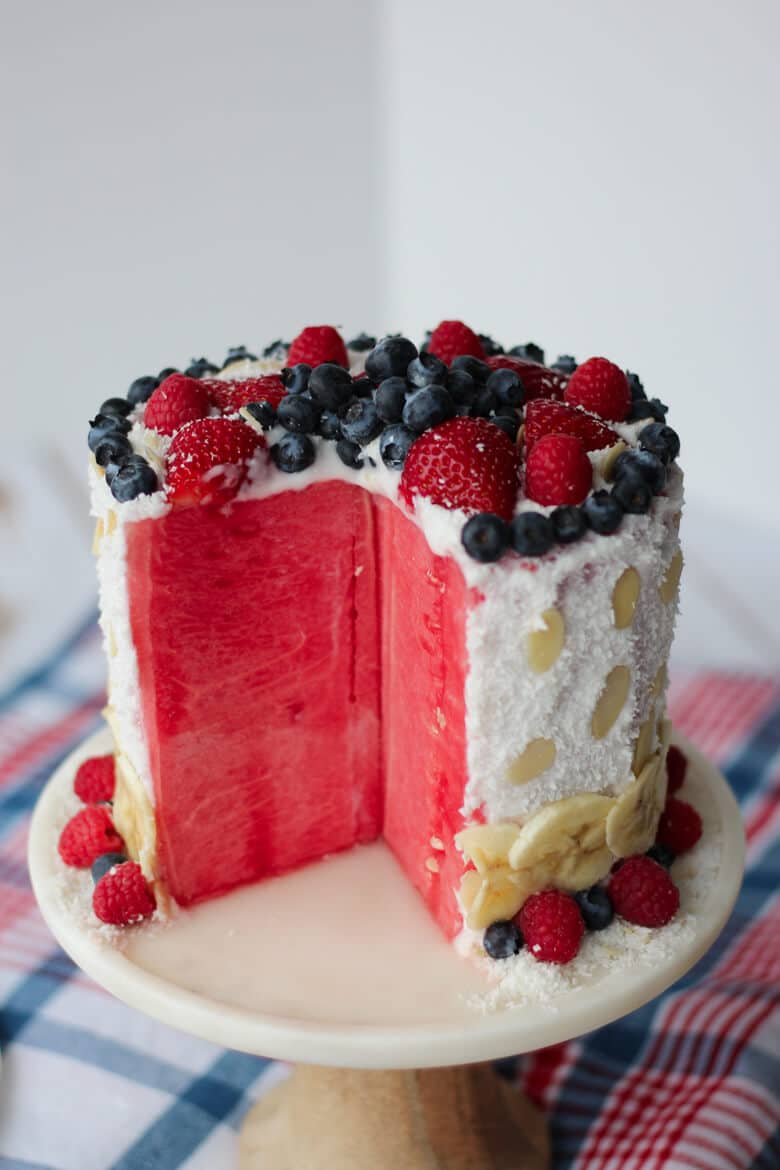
[507,792,616,892]
[605,751,668,857]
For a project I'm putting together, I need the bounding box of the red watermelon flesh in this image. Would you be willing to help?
[126,483,473,937]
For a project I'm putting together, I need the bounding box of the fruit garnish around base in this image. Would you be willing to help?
[93,860,156,925]
[58,806,124,868]
[518,890,585,965]
[73,755,115,804]
[608,856,680,927]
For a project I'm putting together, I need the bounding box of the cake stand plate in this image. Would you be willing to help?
[29,729,744,1170]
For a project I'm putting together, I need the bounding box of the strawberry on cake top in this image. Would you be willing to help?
[76,321,691,968]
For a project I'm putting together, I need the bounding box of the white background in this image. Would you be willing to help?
[2,0,779,677]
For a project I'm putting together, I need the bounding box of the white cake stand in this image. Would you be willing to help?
[29,729,744,1170]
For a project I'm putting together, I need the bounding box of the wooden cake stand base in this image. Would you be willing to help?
[29,730,744,1170]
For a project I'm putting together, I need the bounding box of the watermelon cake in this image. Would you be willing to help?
[68,321,697,967]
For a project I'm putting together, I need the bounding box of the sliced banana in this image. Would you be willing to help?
[456,823,521,873]
[632,713,656,775]
[507,793,616,892]
[605,751,667,858]
[459,866,529,931]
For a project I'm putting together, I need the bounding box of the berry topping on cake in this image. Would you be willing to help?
[287,325,348,369]
[564,357,631,422]
[375,377,407,423]
[582,489,623,534]
[88,413,131,453]
[143,374,211,435]
[276,395,320,435]
[109,455,159,502]
[461,513,510,563]
[551,504,587,544]
[510,512,555,557]
[525,433,593,506]
[608,855,680,927]
[399,417,520,520]
[525,400,619,454]
[379,423,417,469]
[483,919,524,960]
[656,797,703,855]
[365,336,419,382]
[127,375,160,405]
[402,386,456,433]
[308,364,354,410]
[666,744,688,793]
[93,860,156,925]
[99,396,134,419]
[340,399,383,445]
[517,889,585,964]
[639,422,680,465]
[166,417,265,506]
[508,341,545,364]
[612,471,652,515]
[222,344,257,367]
[428,320,486,364]
[574,885,614,931]
[206,375,286,415]
[612,448,667,495]
[407,353,448,388]
[74,754,115,804]
[486,355,568,401]
[282,363,313,395]
[185,357,219,378]
[58,806,124,868]
[271,432,316,473]
[485,366,524,408]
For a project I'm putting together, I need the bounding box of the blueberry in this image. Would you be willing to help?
[478,333,504,357]
[582,490,623,534]
[109,455,158,501]
[461,513,510,563]
[646,843,676,869]
[281,363,312,395]
[336,438,366,469]
[402,385,455,433]
[627,371,646,400]
[510,512,554,556]
[308,363,354,410]
[99,396,133,418]
[613,449,667,494]
[127,375,160,406]
[551,354,577,374]
[276,394,320,434]
[628,397,667,423]
[365,336,418,382]
[612,473,652,514]
[379,424,417,469]
[271,433,316,473]
[353,375,375,398]
[317,410,342,440]
[346,332,377,352]
[450,355,490,384]
[157,367,178,381]
[491,413,520,442]
[263,338,289,360]
[223,345,257,366]
[94,433,133,467]
[375,377,407,423]
[243,400,277,430]
[574,886,614,932]
[486,367,523,407]
[469,386,499,418]
[508,342,544,364]
[483,920,524,960]
[88,413,131,452]
[551,504,587,543]
[185,357,219,378]
[446,368,476,404]
[91,852,127,883]
[407,352,448,388]
[340,399,382,445]
[639,423,680,465]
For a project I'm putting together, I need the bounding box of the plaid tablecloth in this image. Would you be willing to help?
[0,616,778,1170]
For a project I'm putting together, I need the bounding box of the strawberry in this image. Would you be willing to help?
[73,754,115,804]
[399,417,520,520]
[166,417,266,507]
[428,320,486,365]
[525,433,593,506]
[486,355,568,401]
[143,374,211,435]
[93,860,156,925]
[58,806,124,868]
[564,357,630,421]
[525,400,619,454]
[286,326,348,368]
[204,375,286,415]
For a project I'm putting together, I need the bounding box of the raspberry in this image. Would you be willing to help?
[143,374,211,435]
[486,355,568,401]
[166,417,265,507]
[666,744,688,793]
[73,754,115,804]
[399,417,520,521]
[517,890,584,964]
[92,860,156,925]
[286,326,348,369]
[608,855,680,927]
[656,796,703,855]
[564,357,630,422]
[525,400,619,454]
[204,375,286,415]
[428,320,486,365]
[525,433,593,506]
[58,806,124,868]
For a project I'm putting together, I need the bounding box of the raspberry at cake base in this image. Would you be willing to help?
[79,324,690,968]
